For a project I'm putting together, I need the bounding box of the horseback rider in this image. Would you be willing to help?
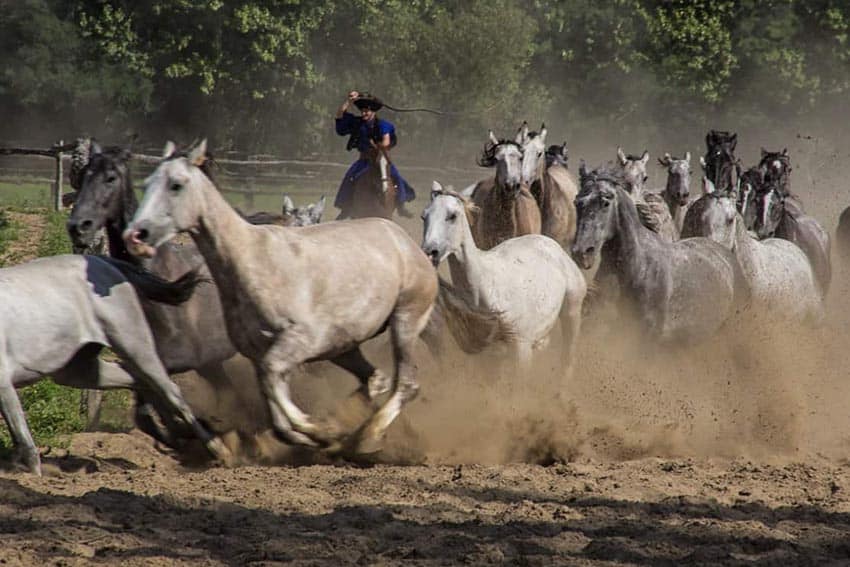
[334,90,415,218]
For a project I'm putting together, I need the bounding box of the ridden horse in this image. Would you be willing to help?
[617,148,678,241]
[703,130,741,193]
[0,254,230,474]
[467,131,541,250]
[754,177,831,296]
[571,164,743,343]
[125,140,437,454]
[681,178,822,322]
[422,182,586,367]
[339,146,398,220]
[516,122,578,249]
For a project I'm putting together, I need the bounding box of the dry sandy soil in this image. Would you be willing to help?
[3,135,850,565]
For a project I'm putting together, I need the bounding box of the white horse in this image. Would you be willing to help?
[124,140,437,454]
[682,178,823,323]
[421,181,586,367]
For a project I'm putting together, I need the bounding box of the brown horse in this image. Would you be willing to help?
[341,147,398,220]
[468,132,541,250]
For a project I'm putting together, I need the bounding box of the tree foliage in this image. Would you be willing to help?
[1,1,850,156]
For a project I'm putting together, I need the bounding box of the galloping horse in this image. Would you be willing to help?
[517,122,578,250]
[617,148,678,241]
[422,182,586,367]
[703,130,741,193]
[125,140,437,454]
[682,178,822,322]
[467,131,541,250]
[0,254,230,474]
[655,152,692,236]
[572,164,743,343]
[339,146,398,220]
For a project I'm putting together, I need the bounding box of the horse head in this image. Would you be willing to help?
[124,139,212,258]
[479,131,524,197]
[616,147,649,198]
[281,195,325,226]
[518,123,548,187]
[754,177,785,239]
[422,180,475,266]
[66,142,134,251]
[681,178,738,249]
[758,148,792,195]
[703,130,739,191]
[658,151,691,206]
[571,162,627,269]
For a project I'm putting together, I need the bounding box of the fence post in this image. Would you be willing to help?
[52,139,64,211]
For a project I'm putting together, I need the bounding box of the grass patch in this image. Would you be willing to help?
[0,208,20,259]
[37,209,72,257]
[0,180,53,208]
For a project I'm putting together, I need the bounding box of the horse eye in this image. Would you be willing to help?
[170,182,183,192]
[106,175,117,183]
[447,213,457,222]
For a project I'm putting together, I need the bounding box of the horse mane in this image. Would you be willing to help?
[431,185,480,223]
[578,163,628,197]
[478,139,521,167]
[166,145,218,182]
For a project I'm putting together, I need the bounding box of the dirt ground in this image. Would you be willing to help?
[0,430,847,566]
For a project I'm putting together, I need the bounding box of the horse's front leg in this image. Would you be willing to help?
[0,378,40,475]
[259,331,344,448]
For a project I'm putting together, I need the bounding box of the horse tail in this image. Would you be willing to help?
[430,276,515,354]
[100,256,208,305]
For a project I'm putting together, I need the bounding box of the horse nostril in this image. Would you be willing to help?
[136,228,149,242]
[81,220,93,231]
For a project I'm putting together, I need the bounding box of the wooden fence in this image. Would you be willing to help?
[0,141,483,212]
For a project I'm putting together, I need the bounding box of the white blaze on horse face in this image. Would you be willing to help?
[378,152,390,193]
[495,144,523,190]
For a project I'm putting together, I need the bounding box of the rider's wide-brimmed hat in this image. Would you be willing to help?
[353,95,383,112]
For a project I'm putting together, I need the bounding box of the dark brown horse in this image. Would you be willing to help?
[341,147,398,220]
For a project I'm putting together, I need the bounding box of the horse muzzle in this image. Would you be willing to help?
[123,227,158,258]
[570,246,596,270]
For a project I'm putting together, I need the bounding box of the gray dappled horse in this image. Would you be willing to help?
[422,182,586,368]
[124,140,437,454]
[516,122,578,250]
[466,131,541,250]
[754,176,832,296]
[681,178,822,322]
[0,255,231,475]
[571,163,743,343]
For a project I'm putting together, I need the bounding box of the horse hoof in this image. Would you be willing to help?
[367,371,392,400]
[206,437,236,467]
[354,433,385,455]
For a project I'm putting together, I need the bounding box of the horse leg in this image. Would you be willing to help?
[331,347,390,404]
[355,305,430,453]
[258,333,343,448]
[559,292,584,379]
[0,374,40,475]
[104,324,232,464]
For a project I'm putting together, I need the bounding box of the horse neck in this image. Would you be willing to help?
[605,187,652,283]
[447,210,485,298]
[190,175,271,284]
[106,177,140,264]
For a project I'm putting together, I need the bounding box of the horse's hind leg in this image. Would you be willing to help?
[0,370,40,475]
[331,347,390,403]
[355,304,432,453]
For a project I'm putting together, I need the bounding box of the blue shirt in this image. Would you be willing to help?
[335,112,397,152]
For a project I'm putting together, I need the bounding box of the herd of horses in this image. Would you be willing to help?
[0,125,843,475]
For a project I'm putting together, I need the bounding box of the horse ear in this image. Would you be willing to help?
[90,141,102,156]
[617,147,627,166]
[730,133,737,150]
[188,139,208,166]
[162,141,176,158]
[579,160,587,179]
[782,148,788,156]
[431,180,444,197]
[282,195,295,214]
[699,156,707,171]
[488,130,499,146]
[761,147,768,157]
[684,151,691,163]
[515,122,528,144]
[539,125,547,144]
[311,196,325,222]
[640,150,650,165]
[703,177,716,195]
